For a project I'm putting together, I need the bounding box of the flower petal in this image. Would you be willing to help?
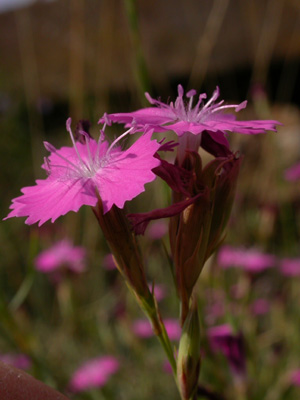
[5,177,97,226]
[94,131,160,213]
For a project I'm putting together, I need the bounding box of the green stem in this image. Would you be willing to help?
[137,292,177,376]
[123,0,152,101]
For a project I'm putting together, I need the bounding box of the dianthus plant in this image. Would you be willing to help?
[5,86,281,400]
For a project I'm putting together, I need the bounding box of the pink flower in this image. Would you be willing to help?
[285,162,300,181]
[208,324,246,376]
[132,318,181,341]
[145,220,168,240]
[280,258,300,277]
[217,245,276,273]
[163,360,173,375]
[4,119,160,226]
[101,85,280,161]
[148,283,166,302]
[251,299,270,315]
[290,370,300,386]
[69,356,119,392]
[35,239,86,273]
[102,253,116,270]
[0,353,31,370]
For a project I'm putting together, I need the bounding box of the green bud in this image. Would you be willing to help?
[177,300,201,400]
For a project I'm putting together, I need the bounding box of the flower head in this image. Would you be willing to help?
[35,239,86,273]
[208,324,246,377]
[4,119,160,226]
[0,353,31,370]
[217,246,276,273]
[101,85,280,160]
[290,369,300,386]
[69,356,119,392]
[284,162,300,181]
[132,318,181,341]
[280,258,300,277]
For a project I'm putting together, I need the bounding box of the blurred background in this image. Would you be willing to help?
[1,0,300,399]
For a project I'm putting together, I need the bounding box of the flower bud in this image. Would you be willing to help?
[170,151,241,324]
[203,153,242,260]
[177,300,201,400]
[169,152,212,324]
[93,200,151,300]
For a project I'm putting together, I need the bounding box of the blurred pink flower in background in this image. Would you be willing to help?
[284,162,300,181]
[145,220,168,240]
[35,239,86,273]
[163,360,173,374]
[280,258,300,277]
[69,356,119,393]
[148,283,166,302]
[102,253,116,271]
[208,324,246,377]
[250,299,270,315]
[204,289,225,325]
[217,245,276,273]
[132,318,180,341]
[0,353,31,370]
[289,369,300,386]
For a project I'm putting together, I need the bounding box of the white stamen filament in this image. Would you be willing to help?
[106,127,134,156]
[210,103,244,114]
[201,87,219,111]
[44,141,80,172]
[79,130,94,173]
[66,119,90,172]
[95,128,105,164]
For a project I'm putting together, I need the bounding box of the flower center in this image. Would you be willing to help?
[146,85,247,124]
[171,86,247,123]
[43,119,133,180]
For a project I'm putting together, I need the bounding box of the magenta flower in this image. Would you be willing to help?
[250,299,270,315]
[69,356,119,393]
[102,253,117,271]
[285,162,300,181]
[101,85,280,161]
[208,324,246,377]
[147,283,167,302]
[132,318,181,341]
[35,239,86,273]
[145,220,168,240]
[0,353,31,370]
[290,370,300,386]
[217,245,276,273]
[280,258,300,277]
[4,119,160,226]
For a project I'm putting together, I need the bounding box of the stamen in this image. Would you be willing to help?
[145,92,155,104]
[211,101,247,114]
[187,92,195,113]
[95,128,105,164]
[235,100,247,112]
[106,127,134,156]
[177,84,184,97]
[98,112,112,126]
[43,141,81,173]
[43,157,51,173]
[186,89,197,98]
[199,93,207,102]
[79,130,94,172]
[202,86,220,111]
[66,118,89,171]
